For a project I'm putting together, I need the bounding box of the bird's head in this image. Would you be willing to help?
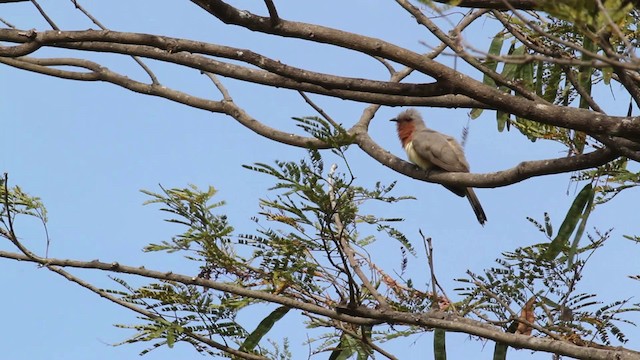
[390,108,425,145]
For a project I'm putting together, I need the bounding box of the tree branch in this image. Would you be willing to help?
[396,0,540,101]
[0,56,332,148]
[2,250,638,360]
[432,0,539,10]
[0,29,449,98]
[47,264,268,360]
[188,1,640,139]
[356,128,618,188]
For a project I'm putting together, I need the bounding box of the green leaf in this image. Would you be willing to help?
[358,326,373,360]
[239,306,290,353]
[567,187,595,267]
[602,67,613,85]
[470,108,484,119]
[434,328,447,360]
[542,184,594,261]
[166,328,175,348]
[493,342,508,360]
[494,319,518,360]
[577,36,595,116]
[501,46,525,81]
[329,333,356,360]
[543,64,562,103]
[483,32,505,88]
[518,61,534,90]
[624,234,640,243]
[497,110,509,132]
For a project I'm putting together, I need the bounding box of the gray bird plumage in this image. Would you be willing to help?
[391,109,487,225]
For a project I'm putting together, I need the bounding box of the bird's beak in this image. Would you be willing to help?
[389,118,397,122]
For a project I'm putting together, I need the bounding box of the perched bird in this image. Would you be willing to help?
[390,109,487,225]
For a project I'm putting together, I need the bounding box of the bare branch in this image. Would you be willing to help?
[1,250,380,325]
[0,16,16,28]
[70,0,159,84]
[355,127,618,188]
[593,135,640,162]
[297,91,340,129]
[0,29,448,98]
[2,22,631,141]
[203,71,233,101]
[29,0,58,30]
[0,56,329,148]
[186,2,640,139]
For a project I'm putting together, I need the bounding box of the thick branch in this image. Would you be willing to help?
[1,251,381,325]
[1,251,638,360]
[47,264,268,360]
[2,8,640,138]
[347,306,640,360]
[355,128,618,188]
[189,1,640,140]
[0,29,449,98]
[0,46,485,109]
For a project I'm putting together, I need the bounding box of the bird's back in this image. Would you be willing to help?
[411,128,470,173]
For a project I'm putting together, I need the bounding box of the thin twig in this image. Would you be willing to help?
[372,56,397,75]
[421,233,453,310]
[564,66,605,113]
[263,0,280,26]
[354,6,486,129]
[396,0,540,100]
[297,91,339,128]
[69,0,159,84]
[499,0,627,67]
[0,17,16,28]
[422,232,439,310]
[202,71,233,101]
[29,0,59,30]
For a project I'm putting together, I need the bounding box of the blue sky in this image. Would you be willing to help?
[1,1,639,359]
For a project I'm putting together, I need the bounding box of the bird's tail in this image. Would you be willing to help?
[465,188,487,225]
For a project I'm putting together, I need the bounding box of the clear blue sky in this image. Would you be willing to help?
[1,1,638,359]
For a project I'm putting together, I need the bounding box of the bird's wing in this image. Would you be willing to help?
[412,128,470,172]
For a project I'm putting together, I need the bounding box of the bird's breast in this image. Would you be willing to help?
[404,141,432,170]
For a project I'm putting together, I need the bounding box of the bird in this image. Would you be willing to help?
[390,108,487,225]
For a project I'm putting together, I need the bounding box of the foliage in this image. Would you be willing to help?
[457,226,639,348]
[102,117,425,357]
